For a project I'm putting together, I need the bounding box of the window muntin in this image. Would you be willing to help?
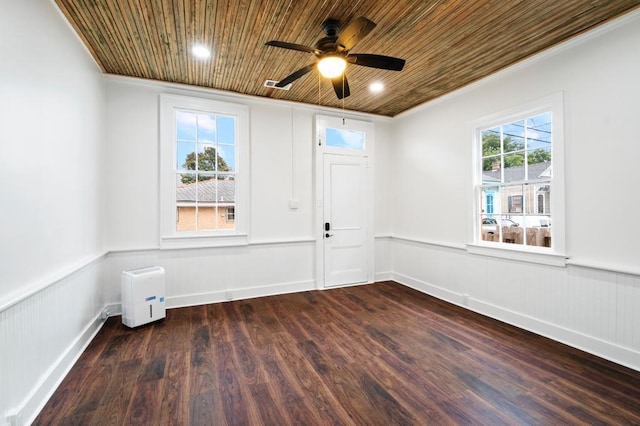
[174,110,236,232]
[478,112,553,248]
[160,95,248,248]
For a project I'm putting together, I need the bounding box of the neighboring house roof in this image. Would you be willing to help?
[176,178,235,203]
[482,161,551,183]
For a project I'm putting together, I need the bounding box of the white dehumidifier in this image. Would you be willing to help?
[121,266,166,328]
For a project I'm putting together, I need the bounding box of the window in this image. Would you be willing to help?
[160,95,248,248]
[472,93,565,261]
[537,193,545,214]
[226,206,235,222]
[325,127,365,150]
[507,195,523,213]
[486,194,494,214]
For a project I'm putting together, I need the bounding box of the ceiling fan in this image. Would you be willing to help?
[265,16,406,99]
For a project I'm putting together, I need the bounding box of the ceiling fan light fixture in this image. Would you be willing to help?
[317,56,347,78]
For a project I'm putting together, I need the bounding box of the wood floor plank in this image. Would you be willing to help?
[158,351,190,425]
[34,281,640,425]
[88,358,143,425]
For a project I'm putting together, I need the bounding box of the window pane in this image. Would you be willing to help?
[217,178,235,206]
[177,141,195,171]
[176,206,197,231]
[527,147,552,179]
[178,173,196,186]
[218,116,235,144]
[326,128,365,149]
[535,184,550,215]
[480,215,499,242]
[176,111,196,140]
[501,222,523,245]
[197,113,216,142]
[481,128,501,158]
[197,206,217,230]
[506,185,523,213]
[504,153,525,182]
[197,145,216,171]
[481,186,499,215]
[217,145,235,171]
[503,120,525,153]
[526,112,552,150]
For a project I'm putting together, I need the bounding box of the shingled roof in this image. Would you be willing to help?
[176,178,235,204]
[483,161,551,184]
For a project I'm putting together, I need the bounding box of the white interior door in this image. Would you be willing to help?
[323,154,367,287]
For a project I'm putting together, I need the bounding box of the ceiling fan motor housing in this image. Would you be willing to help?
[321,19,340,37]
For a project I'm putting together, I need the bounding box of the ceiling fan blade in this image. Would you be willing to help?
[335,17,376,52]
[331,75,351,99]
[276,63,317,87]
[348,53,406,71]
[265,40,316,54]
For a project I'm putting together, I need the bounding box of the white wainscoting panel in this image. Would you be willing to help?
[375,236,393,281]
[0,255,106,426]
[390,238,640,371]
[105,241,316,309]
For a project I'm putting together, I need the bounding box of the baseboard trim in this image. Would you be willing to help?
[166,280,317,309]
[18,309,108,426]
[375,272,393,282]
[392,272,640,372]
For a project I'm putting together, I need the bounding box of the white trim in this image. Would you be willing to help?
[106,74,393,121]
[393,272,640,372]
[315,115,376,289]
[566,259,640,277]
[107,238,315,255]
[159,94,250,248]
[466,243,567,267]
[19,308,107,426]
[392,235,466,251]
[248,237,315,246]
[160,233,249,249]
[166,280,316,308]
[375,272,394,282]
[396,8,640,119]
[0,251,107,313]
[469,92,566,257]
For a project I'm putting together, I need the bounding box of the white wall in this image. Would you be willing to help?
[0,1,106,424]
[389,11,640,370]
[104,77,392,305]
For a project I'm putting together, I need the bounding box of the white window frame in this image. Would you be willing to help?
[468,92,566,266]
[159,94,249,249]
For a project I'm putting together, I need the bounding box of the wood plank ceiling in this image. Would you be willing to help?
[55,0,639,117]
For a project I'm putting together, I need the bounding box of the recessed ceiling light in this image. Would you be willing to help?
[192,44,211,59]
[369,81,384,93]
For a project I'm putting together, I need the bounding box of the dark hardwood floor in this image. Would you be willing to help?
[35,281,640,425]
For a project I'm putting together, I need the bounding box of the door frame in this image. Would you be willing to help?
[314,114,375,289]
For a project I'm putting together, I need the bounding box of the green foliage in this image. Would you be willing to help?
[482,132,550,171]
[181,147,230,184]
[527,148,552,165]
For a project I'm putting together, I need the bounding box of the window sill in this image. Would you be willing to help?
[160,233,248,250]
[466,243,567,267]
